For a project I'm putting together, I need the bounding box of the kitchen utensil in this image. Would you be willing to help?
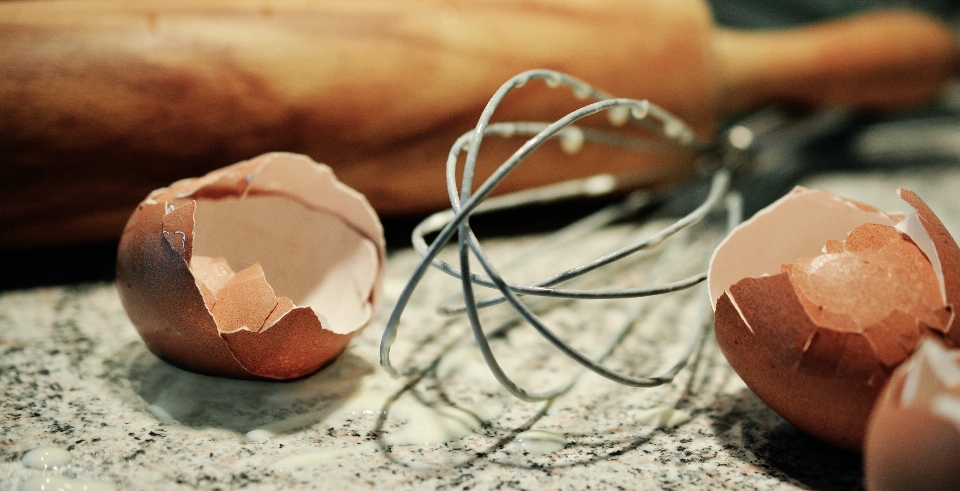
[1,1,955,247]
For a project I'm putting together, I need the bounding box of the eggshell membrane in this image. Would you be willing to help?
[708,186,960,451]
[864,338,960,491]
[899,189,960,341]
[116,152,385,380]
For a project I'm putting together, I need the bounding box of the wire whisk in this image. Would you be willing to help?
[380,69,748,401]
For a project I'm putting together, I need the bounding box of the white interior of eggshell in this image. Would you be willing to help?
[245,153,383,246]
[707,187,900,307]
[896,212,947,303]
[191,195,379,335]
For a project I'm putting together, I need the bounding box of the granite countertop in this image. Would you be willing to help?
[2,166,959,491]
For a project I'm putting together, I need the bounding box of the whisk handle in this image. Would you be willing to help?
[713,10,960,113]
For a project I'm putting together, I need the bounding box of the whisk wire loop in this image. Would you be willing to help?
[380,69,741,399]
[421,170,729,309]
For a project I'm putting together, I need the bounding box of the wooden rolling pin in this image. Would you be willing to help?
[0,0,956,248]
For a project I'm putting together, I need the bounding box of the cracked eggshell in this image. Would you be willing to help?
[708,187,959,451]
[864,338,960,491]
[116,153,385,380]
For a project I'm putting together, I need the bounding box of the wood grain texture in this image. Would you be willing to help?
[1,0,956,248]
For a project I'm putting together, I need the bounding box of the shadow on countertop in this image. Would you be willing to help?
[711,388,864,491]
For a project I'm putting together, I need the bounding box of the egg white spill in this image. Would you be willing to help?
[21,447,72,470]
[242,388,499,445]
[257,359,501,471]
[637,407,692,429]
[136,335,504,452]
[269,443,377,473]
[351,377,500,446]
[245,347,502,444]
[266,346,505,474]
[384,403,488,446]
[19,475,116,491]
[242,406,347,442]
[511,430,567,454]
[435,345,503,390]
[243,390,391,443]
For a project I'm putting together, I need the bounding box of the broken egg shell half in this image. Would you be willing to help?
[116,152,385,380]
[864,337,960,491]
[708,186,960,451]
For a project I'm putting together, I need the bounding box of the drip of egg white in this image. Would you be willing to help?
[383,401,498,446]
[245,344,503,444]
[512,430,567,454]
[631,102,650,120]
[558,127,585,155]
[607,107,630,127]
[637,407,691,428]
[19,475,116,491]
[664,120,683,139]
[270,443,377,473]
[21,447,72,470]
[572,85,592,101]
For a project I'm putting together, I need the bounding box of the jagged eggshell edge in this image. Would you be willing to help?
[707,186,959,450]
[116,152,385,380]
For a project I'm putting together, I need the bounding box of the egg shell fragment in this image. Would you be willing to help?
[116,152,385,380]
[708,187,960,451]
[864,338,960,491]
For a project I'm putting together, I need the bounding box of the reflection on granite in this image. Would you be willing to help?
[2,168,958,490]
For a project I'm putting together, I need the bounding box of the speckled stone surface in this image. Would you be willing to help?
[2,168,958,491]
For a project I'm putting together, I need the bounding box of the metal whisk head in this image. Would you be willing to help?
[380,69,748,401]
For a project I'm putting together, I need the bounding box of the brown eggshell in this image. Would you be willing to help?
[708,186,960,451]
[899,189,960,343]
[864,338,960,491]
[116,152,385,380]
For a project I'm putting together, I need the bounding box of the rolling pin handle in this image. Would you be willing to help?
[712,10,960,113]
